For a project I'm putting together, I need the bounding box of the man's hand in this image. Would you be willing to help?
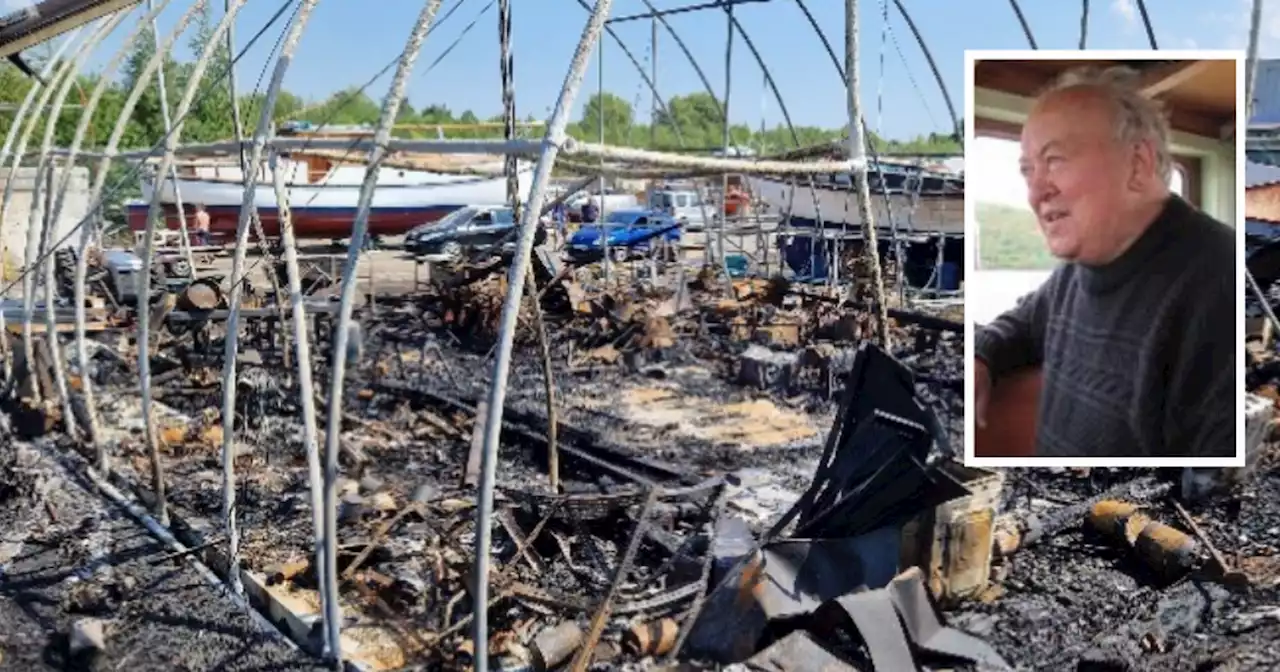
[975,359,992,429]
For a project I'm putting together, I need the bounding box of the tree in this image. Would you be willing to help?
[181,4,236,143]
[576,92,634,145]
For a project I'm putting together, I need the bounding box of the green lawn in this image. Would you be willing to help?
[976,201,1058,271]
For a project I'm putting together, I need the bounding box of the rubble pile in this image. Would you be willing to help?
[4,247,1276,670]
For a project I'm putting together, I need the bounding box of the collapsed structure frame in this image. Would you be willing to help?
[0,0,1205,668]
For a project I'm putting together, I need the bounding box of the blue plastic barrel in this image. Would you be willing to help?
[939,261,960,290]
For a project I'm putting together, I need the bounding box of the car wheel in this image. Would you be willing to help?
[170,259,192,279]
[441,240,463,259]
[611,247,628,263]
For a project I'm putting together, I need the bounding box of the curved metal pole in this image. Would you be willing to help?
[890,0,959,141]
[791,0,903,289]
[576,0,687,148]
[80,0,211,525]
[718,2,733,274]
[639,0,721,118]
[623,1,747,259]
[268,147,327,636]
[0,32,81,258]
[1079,0,1089,49]
[1006,0,1037,49]
[142,0,249,589]
[320,2,441,665]
[29,14,127,440]
[57,1,178,456]
[469,1,614,667]
[218,0,320,616]
[726,9,830,274]
[21,41,93,407]
[0,31,81,395]
[1135,0,1157,50]
[146,0,196,273]
[226,0,248,173]
[3,32,90,404]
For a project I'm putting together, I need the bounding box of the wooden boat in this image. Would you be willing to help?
[749,159,965,288]
[746,161,964,236]
[125,152,533,241]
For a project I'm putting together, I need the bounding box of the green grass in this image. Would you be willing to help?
[976,201,1058,271]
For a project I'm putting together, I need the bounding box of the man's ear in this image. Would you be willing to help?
[1128,139,1159,190]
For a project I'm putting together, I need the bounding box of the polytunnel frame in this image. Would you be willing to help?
[0,0,1126,669]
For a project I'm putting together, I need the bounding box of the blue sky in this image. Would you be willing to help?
[8,0,1272,140]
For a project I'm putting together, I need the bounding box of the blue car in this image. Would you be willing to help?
[567,209,682,263]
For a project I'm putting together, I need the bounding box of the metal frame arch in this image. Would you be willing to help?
[27,13,130,440]
[57,0,183,455]
[316,2,444,663]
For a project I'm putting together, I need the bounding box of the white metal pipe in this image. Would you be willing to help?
[319,3,442,665]
[81,0,212,526]
[21,32,102,408]
[2,31,89,403]
[146,0,196,273]
[469,1,615,668]
[225,0,248,173]
[268,148,326,637]
[0,32,77,392]
[141,0,250,591]
[57,0,178,455]
[78,137,868,174]
[217,0,322,649]
[29,14,128,439]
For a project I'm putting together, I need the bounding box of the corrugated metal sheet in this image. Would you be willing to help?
[1252,60,1280,127]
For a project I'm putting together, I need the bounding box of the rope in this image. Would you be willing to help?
[889,0,960,143]
[499,0,517,213]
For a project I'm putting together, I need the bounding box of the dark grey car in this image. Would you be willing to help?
[403,206,546,260]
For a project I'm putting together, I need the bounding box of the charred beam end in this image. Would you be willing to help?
[369,379,699,488]
[788,287,963,333]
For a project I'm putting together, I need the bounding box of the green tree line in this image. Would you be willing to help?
[0,8,959,158]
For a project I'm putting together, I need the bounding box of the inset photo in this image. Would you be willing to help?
[962,51,1246,467]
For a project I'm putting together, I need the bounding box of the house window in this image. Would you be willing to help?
[971,135,1057,272]
[1169,162,1187,199]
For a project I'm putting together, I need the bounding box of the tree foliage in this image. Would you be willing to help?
[0,45,959,158]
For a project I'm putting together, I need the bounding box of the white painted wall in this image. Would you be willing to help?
[0,166,91,278]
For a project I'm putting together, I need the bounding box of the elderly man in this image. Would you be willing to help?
[974,65,1236,459]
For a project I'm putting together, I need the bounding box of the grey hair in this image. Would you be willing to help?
[1037,65,1173,184]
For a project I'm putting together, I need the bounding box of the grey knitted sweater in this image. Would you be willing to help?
[974,195,1236,458]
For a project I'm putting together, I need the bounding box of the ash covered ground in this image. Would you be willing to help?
[0,424,326,671]
[4,254,1277,671]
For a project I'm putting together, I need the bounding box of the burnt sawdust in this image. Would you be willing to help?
[0,440,325,672]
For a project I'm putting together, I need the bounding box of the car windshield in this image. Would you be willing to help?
[435,207,478,230]
[605,211,642,225]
